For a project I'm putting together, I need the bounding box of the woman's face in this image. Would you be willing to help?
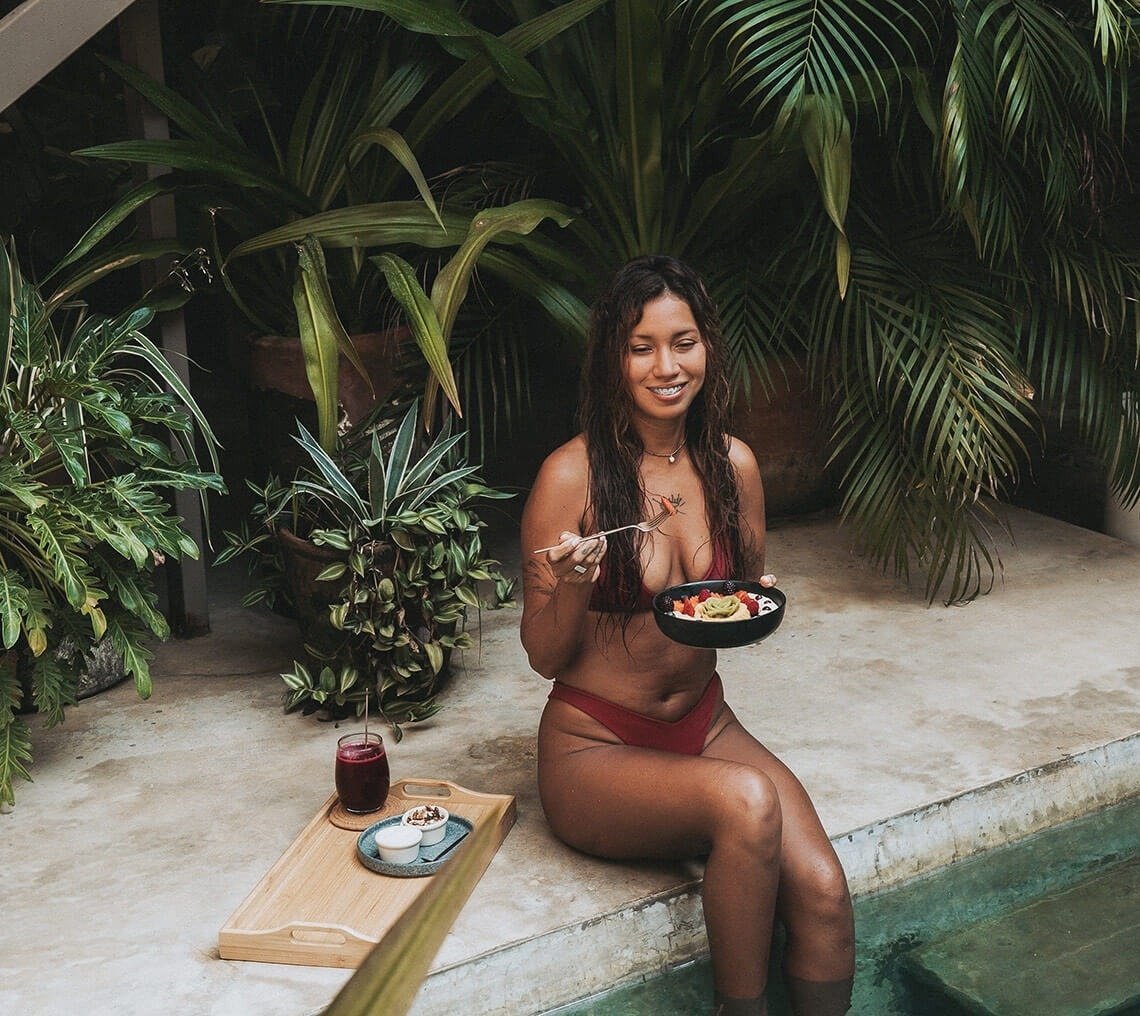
[622,292,706,425]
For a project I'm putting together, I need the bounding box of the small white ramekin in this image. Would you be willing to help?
[373,824,422,864]
[401,805,449,847]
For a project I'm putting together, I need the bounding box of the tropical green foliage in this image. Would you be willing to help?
[0,241,224,804]
[75,16,452,337]
[76,1,598,451]
[482,0,1140,602]
[218,402,514,737]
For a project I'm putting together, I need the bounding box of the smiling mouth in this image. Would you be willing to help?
[650,383,685,397]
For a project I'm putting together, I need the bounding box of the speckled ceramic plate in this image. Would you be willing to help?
[356,815,474,877]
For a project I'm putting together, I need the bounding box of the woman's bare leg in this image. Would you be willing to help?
[703,708,855,1011]
[539,704,783,1000]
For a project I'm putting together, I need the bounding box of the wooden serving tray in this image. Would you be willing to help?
[218,778,516,968]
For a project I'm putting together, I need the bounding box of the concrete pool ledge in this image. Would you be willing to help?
[838,730,1140,897]
[410,734,1140,1016]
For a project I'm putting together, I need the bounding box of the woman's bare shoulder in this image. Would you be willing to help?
[727,435,761,478]
[524,434,589,519]
[535,434,590,489]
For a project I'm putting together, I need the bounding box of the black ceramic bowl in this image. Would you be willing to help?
[653,580,786,649]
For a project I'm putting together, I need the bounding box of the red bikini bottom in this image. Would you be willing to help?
[547,673,721,756]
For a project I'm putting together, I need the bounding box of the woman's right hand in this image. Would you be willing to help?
[547,532,607,584]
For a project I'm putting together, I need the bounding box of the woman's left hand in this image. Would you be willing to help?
[759,573,777,588]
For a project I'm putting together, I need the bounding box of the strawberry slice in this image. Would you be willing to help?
[744,595,760,616]
[681,597,696,617]
[697,588,714,602]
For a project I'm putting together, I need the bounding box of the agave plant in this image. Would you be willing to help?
[0,240,224,805]
[220,401,513,737]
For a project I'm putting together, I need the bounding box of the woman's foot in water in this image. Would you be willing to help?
[785,976,854,1015]
[713,992,767,1015]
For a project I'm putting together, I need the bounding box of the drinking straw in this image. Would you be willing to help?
[364,688,370,740]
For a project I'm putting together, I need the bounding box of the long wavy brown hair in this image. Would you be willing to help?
[579,255,751,616]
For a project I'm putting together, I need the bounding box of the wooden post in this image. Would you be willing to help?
[117,0,211,636]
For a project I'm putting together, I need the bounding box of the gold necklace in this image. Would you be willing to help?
[643,437,686,464]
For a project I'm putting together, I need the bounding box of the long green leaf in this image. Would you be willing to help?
[385,402,420,505]
[108,323,222,476]
[350,127,444,229]
[615,0,664,251]
[374,253,461,416]
[42,241,187,320]
[226,202,466,259]
[44,179,176,282]
[431,200,575,344]
[399,0,608,158]
[293,237,352,452]
[75,140,313,210]
[95,53,241,147]
[323,814,500,1016]
[0,242,13,388]
[266,0,548,99]
[293,422,370,522]
[799,96,853,297]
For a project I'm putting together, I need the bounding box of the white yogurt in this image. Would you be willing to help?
[374,824,422,864]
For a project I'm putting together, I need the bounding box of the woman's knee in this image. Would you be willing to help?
[790,852,854,945]
[712,765,782,858]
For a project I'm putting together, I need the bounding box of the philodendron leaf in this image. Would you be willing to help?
[0,719,34,807]
[0,571,27,650]
[106,617,153,699]
[374,253,461,416]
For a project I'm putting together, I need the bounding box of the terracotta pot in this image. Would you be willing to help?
[733,359,839,518]
[276,526,350,651]
[238,328,408,478]
[244,327,408,425]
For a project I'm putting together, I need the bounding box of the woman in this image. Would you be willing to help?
[520,256,855,1015]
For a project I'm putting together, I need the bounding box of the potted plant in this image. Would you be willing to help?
[220,194,566,736]
[74,1,598,452]
[0,239,224,806]
[223,401,513,737]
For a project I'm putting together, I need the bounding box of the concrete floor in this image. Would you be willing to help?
[3,506,1140,1016]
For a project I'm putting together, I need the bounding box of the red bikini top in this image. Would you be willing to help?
[588,540,732,613]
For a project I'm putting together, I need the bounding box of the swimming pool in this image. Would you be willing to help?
[548,793,1140,1014]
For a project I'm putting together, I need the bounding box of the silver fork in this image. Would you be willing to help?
[533,503,675,555]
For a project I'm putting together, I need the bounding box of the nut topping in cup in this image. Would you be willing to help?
[401,804,449,846]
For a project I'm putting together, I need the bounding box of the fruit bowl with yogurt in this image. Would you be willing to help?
[653,580,785,648]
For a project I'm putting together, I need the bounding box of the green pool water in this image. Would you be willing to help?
[547,793,1140,1015]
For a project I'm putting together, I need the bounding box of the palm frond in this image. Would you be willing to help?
[805,211,1037,602]
[674,0,938,129]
